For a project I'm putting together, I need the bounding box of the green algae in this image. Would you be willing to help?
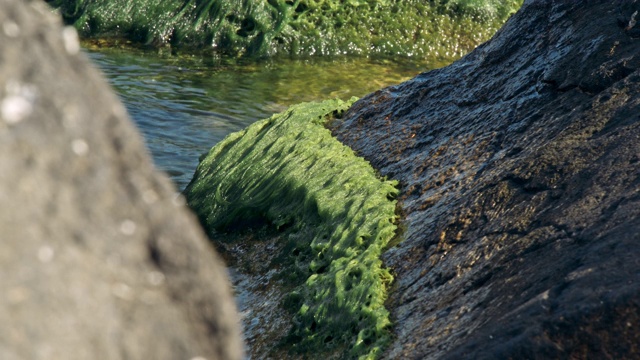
[49,0,522,59]
[183,98,399,358]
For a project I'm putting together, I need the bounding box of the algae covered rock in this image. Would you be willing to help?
[47,0,521,59]
[184,98,399,358]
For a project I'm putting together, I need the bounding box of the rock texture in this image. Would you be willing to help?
[0,1,242,359]
[333,0,640,358]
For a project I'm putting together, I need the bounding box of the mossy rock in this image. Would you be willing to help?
[183,98,399,358]
[48,0,523,59]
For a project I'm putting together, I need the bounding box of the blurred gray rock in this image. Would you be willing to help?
[334,1,640,359]
[0,1,243,359]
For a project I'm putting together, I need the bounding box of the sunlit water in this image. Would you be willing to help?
[86,46,443,191]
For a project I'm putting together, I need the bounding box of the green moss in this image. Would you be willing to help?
[48,0,522,59]
[183,98,399,358]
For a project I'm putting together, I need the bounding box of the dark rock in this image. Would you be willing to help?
[333,0,640,358]
[0,1,242,359]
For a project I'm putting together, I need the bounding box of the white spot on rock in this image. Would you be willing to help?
[627,11,638,31]
[566,267,594,281]
[3,21,20,37]
[2,81,38,125]
[120,219,137,235]
[142,189,159,204]
[62,26,80,55]
[541,290,550,301]
[37,246,55,263]
[1,95,32,124]
[71,138,89,156]
[6,80,38,99]
[148,271,165,286]
[112,283,133,301]
[190,357,208,360]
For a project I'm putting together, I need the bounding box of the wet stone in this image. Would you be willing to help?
[332,1,640,359]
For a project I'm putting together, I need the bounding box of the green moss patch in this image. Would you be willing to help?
[48,0,522,59]
[183,98,399,358]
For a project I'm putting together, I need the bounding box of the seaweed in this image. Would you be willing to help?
[47,0,523,59]
[184,98,399,358]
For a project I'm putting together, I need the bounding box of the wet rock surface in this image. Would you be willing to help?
[333,1,640,358]
[0,1,242,359]
[215,230,293,359]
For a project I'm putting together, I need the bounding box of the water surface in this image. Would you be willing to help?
[87,46,441,190]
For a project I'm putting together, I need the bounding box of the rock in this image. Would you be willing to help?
[332,0,640,358]
[0,1,243,359]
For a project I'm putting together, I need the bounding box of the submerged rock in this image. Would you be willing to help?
[47,0,521,59]
[184,99,399,359]
[332,0,640,358]
[0,1,242,359]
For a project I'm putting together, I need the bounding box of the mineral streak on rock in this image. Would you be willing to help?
[332,1,640,358]
[184,99,399,359]
[0,1,243,359]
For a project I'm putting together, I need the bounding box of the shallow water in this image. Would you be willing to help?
[86,46,443,190]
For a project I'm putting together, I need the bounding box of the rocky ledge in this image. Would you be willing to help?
[332,0,640,358]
